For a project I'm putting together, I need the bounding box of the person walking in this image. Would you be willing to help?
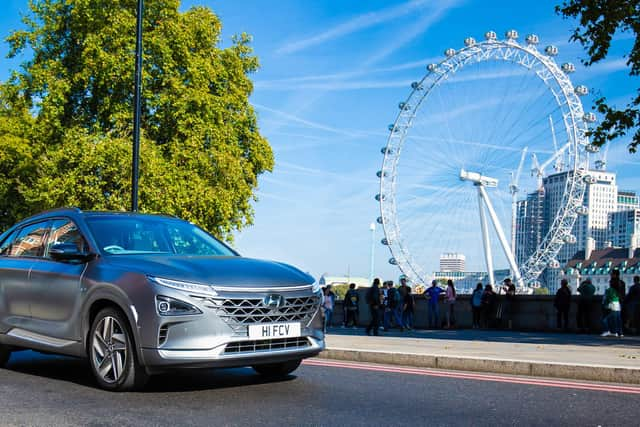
[601,279,623,337]
[424,280,444,329]
[471,283,483,328]
[365,279,382,336]
[554,279,571,331]
[402,284,415,330]
[344,283,359,328]
[323,285,335,333]
[481,284,496,328]
[625,276,640,334]
[577,278,595,333]
[385,281,404,331]
[501,278,516,329]
[445,279,456,329]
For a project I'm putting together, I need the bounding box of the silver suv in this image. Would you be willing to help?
[0,208,324,391]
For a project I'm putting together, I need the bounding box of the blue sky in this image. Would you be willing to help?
[1,0,637,282]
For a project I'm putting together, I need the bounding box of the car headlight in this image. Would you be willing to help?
[148,276,218,297]
[156,295,202,316]
[312,281,321,294]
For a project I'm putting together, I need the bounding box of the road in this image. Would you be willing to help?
[1,351,639,426]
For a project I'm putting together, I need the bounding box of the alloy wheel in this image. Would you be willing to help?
[92,316,128,383]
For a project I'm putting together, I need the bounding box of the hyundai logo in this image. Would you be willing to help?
[263,294,285,309]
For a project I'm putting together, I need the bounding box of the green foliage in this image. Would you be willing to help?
[330,284,350,301]
[557,0,640,152]
[0,0,273,238]
[533,287,550,295]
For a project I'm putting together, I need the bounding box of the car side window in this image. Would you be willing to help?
[45,219,87,257]
[8,221,50,258]
[0,229,19,256]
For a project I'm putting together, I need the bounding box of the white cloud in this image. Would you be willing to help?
[276,0,432,55]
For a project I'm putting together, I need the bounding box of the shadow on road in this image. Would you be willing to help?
[6,350,296,393]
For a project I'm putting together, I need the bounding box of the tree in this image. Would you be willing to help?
[0,0,273,239]
[557,0,640,152]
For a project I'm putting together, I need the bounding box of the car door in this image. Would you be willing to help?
[0,220,50,330]
[28,218,88,341]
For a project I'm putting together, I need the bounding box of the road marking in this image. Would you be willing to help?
[303,358,640,394]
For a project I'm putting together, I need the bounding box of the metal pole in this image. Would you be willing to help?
[369,223,376,284]
[131,0,144,212]
[477,185,495,286]
[478,185,524,288]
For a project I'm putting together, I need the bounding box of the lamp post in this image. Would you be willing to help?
[131,0,144,211]
[369,222,376,284]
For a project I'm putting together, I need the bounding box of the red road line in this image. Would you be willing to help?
[302,359,640,394]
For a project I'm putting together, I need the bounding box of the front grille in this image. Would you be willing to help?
[224,337,310,354]
[197,295,320,336]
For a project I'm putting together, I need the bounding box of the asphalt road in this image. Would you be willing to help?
[1,351,639,426]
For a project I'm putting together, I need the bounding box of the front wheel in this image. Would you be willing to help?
[0,344,10,367]
[252,359,302,377]
[89,308,148,391]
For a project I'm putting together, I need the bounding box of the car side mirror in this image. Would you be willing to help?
[49,243,94,262]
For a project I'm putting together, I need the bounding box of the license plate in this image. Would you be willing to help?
[248,322,301,339]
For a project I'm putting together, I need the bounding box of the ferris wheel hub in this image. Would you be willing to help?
[459,169,498,187]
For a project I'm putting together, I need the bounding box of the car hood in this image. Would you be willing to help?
[102,255,314,288]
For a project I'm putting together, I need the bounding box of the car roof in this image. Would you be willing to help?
[20,208,178,223]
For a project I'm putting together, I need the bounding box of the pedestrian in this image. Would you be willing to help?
[576,277,595,333]
[365,278,381,336]
[481,284,496,328]
[384,281,404,331]
[402,283,415,330]
[344,283,359,328]
[554,279,571,331]
[611,269,627,329]
[471,282,483,328]
[501,278,516,329]
[601,279,623,337]
[624,275,640,334]
[424,280,444,329]
[323,285,335,333]
[445,279,456,329]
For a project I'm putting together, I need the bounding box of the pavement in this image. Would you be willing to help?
[320,327,640,384]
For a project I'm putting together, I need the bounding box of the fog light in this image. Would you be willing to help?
[158,301,170,313]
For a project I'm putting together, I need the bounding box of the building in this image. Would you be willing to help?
[318,275,370,289]
[609,210,640,248]
[433,268,511,294]
[439,253,466,272]
[516,170,619,292]
[564,246,640,294]
[617,191,639,211]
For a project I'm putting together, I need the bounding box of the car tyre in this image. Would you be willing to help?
[0,344,10,367]
[252,359,302,377]
[89,307,148,391]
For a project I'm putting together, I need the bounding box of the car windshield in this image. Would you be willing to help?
[85,215,237,256]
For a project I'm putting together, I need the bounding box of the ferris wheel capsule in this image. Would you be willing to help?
[381,146,394,155]
[561,62,576,73]
[525,34,539,45]
[376,216,383,224]
[484,30,497,41]
[583,174,597,184]
[389,258,398,265]
[505,29,518,40]
[595,159,606,170]
[563,234,577,244]
[376,170,388,178]
[544,45,559,56]
[398,102,411,111]
[427,63,438,72]
[584,112,597,123]
[548,259,561,269]
[464,37,476,46]
[375,193,385,202]
[445,48,456,58]
[585,144,599,153]
[576,206,589,215]
[411,81,423,90]
[381,238,390,246]
[575,85,589,96]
